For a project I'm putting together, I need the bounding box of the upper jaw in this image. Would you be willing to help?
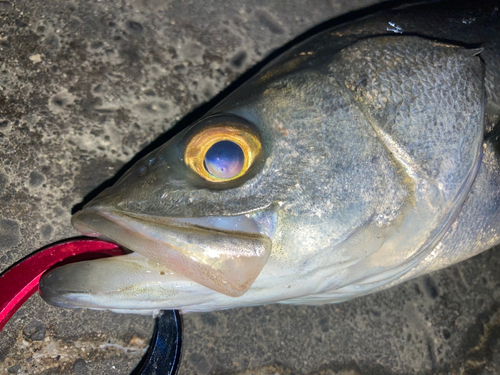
[71,206,274,297]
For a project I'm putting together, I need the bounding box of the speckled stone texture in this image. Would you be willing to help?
[0,0,499,374]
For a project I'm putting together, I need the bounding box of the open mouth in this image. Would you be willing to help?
[69,207,273,297]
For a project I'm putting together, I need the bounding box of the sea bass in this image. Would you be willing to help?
[40,0,500,313]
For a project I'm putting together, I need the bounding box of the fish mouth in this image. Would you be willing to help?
[67,207,273,298]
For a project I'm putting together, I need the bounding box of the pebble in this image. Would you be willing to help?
[72,358,88,375]
[23,319,47,341]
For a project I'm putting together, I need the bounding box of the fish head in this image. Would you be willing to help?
[70,112,278,298]
[40,35,484,312]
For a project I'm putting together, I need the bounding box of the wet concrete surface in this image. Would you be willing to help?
[1,0,500,374]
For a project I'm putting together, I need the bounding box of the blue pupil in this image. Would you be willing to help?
[204,141,244,179]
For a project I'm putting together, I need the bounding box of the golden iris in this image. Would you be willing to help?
[184,121,261,182]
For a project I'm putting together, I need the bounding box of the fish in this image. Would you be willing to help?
[39,0,500,314]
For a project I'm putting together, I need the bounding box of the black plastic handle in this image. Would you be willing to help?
[131,310,183,375]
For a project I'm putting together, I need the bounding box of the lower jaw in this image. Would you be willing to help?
[38,251,211,311]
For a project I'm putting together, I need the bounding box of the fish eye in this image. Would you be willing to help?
[184,117,261,182]
[204,141,244,179]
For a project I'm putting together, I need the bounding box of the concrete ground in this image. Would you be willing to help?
[1,0,499,374]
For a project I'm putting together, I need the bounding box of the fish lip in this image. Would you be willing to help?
[71,206,273,297]
[71,206,265,238]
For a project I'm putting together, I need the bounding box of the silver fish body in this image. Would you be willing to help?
[40,1,500,313]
